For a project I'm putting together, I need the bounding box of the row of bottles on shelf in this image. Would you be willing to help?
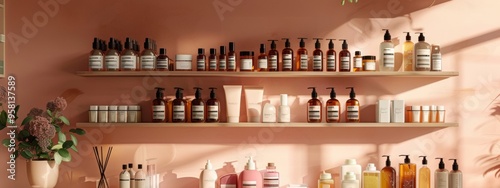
[87,30,442,73]
[119,163,159,188]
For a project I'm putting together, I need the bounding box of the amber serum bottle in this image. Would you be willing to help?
[206,87,220,123]
[281,38,293,71]
[208,48,218,71]
[325,87,340,123]
[227,42,237,71]
[307,87,322,123]
[197,48,207,71]
[172,87,187,123]
[219,46,227,71]
[267,40,279,71]
[296,38,308,71]
[339,39,351,72]
[312,38,323,71]
[257,44,268,71]
[345,87,360,122]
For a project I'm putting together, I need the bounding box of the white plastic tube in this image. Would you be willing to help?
[244,86,264,122]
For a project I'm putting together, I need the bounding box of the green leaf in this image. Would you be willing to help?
[18,130,30,140]
[59,116,70,125]
[20,150,33,159]
[19,142,31,149]
[54,152,62,165]
[70,145,78,152]
[21,116,32,126]
[58,132,66,142]
[54,125,61,132]
[39,153,49,160]
[2,138,10,147]
[62,141,73,149]
[70,134,78,146]
[69,128,86,135]
[46,109,53,117]
[0,110,7,129]
[58,148,70,158]
[51,143,62,150]
[62,152,71,162]
[13,105,20,120]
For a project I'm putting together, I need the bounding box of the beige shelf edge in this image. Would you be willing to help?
[75,71,459,78]
[76,122,458,128]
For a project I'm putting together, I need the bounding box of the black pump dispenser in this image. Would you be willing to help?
[314,38,322,48]
[198,48,205,55]
[209,87,217,99]
[382,155,392,167]
[339,39,348,50]
[327,87,336,99]
[419,156,428,165]
[346,87,356,99]
[435,158,445,169]
[229,42,235,51]
[404,32,411,41]
[298,38,307,48]
[383,29,391,41]
[144,38,151,49]
[155,87,165,99]
[260,44,266,53]
[174,87,184,99]
[399,155,411,164]
[416,32,425,42]
[308,87,318,99]
[449,159,459,171]
[268,40,277,49]
[327,39,335,49]
[194,87,202,99]
[282,38,291,48]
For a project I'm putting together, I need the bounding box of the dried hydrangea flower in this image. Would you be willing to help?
[46,97,67,113]
[28,116,55,153]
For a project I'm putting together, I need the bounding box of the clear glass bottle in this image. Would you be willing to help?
[418,156,430,188]
[89,38,104,71]
[353,51,362,72]
[403,32,414,71]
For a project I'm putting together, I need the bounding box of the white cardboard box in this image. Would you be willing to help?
[376,100,391,123]
[391,100,406,123]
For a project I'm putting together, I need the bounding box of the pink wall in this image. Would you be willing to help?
[1,0,500,187]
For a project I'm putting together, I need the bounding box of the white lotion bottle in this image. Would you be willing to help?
[135,164,147,188]
[449,159,462,188]
[434,158,448,188]
[279,94,291,123]
[379,29,395,71]
[200,160,217,188]
[120,164,131,188]
[128,163,136,188]
[263,103,277,123]
[341,159,362,188]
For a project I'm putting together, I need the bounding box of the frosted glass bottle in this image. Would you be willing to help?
[414,33,431,71]
[379,29,395,71]
[342,172,359,188]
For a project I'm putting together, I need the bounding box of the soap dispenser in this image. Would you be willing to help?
[172,87,187,122]
[379,29,395,71]
[398,155,416,188]
[339,39,351,72]
[381,155,396,188]
[206,87,220,123]
[326,39,337,72]
[152,87,167,122]
[191,87,205,123]
[318,171,334,188]
[282,38,293,71]
[345,87,360,122]
[434,158,448,188]
[414,32,431,71]
[296,38,308,71]
[307,87,322,123]
[448,159,462,188]
[239,156,263,188]
[326,87,340,123]
[418,156,430,188]
[200,160,217,188]
[402,32,414,71]
[312,38,323,71]
[268,40,279,71]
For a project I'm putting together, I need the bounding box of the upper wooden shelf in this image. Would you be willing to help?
[75,71,459,78]
[76,122,458,128]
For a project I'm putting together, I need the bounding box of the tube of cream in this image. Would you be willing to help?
[223,85,242,123]
[244,86,264,122]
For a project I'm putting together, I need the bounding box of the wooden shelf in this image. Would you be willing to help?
[75,71,459,78]
[76,122,458,128]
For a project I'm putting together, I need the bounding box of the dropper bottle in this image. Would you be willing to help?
[296,38,308,71]
[89,37,104,71]
[267,40,279,71]
[105,37,120,71]
[281,38,293,71]
[140,38,156,71]
[307,87,322,123]
[326,39,336,71]
[339,39,351,72]
[312,38,323,71]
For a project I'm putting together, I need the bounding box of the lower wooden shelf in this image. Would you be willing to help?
[76,122,458,128]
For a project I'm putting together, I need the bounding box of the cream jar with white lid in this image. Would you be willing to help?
[89,105,98,123]
[98,105,109,123]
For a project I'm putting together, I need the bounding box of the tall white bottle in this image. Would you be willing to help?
[341,159,362,188]
[128,163,136,188]
[449,159,462,188]
[278,94,291,123]
[135,164,147,188]
[379,29,395,71]
[200,160,217,188]
[120,164,131,188]
[434,158,448,188]
[342,172,359,188]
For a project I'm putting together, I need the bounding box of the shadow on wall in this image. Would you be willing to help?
[477,96,500,178]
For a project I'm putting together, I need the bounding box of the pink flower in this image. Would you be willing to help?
[27,108,43,118]
[0,86,6,102]
[28,116,55,152]
[46,97,67,113]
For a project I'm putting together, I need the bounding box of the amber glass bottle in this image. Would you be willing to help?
[267,40,279,71]
[312,38,323,71]
[206,88,220,123]
[345,87,360,122]
[296,38,308,71]
[307,87,322,123]
[339,39,351,72]
[399,155,417,188]
[325,87,340,123]
[219,46,227,71]
[172,87,187,123]
[152,87,167,122]
[281,38,293,71]
[191,87,205,123]
[257,44,268,71]
[326,39,336,72]
[197,48,206,71]
[381,155,396,188]
[208,48,218,71]
[227,42,237,71]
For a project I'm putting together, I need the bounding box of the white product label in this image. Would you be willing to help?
[141,55,155,69]
[354,57,362,69]
[172,105,185,120]
[327,55,336,70]
[228,55,236,69]
[313,55,322,70]
[121,55,137,69]
[347,106,359,120]
[269,55,278,69]
[207,105,219,120]
[263,177,279,187]
[135,179,146,188]
[219,59,227,70]
[283,54,292,69]
[431,53,442,71]
[308,105,321,120]
[209,58,217,70]
[89,55,103,69]
[197,58,206,70]
[152,105,165,120]
[258,58,268,69]
[341,56,350,70]
[241,59,252,70]
[105,55,119,69]
[157,59,169,69]
[191,105,205,120]
[383,48,395,68]
[416,49,431,69]
[327,106,340,121]
[175,60,192,70]
[364,61,376,71]
[300,54,308,69]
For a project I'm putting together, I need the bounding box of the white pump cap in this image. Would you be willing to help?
[366,163,376,171]
[280,94,288,106]
[205,160,213,170]
[320,171,332,180]
[344,172,356,180]
[246,156,256,170]
[345,159,357,165]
